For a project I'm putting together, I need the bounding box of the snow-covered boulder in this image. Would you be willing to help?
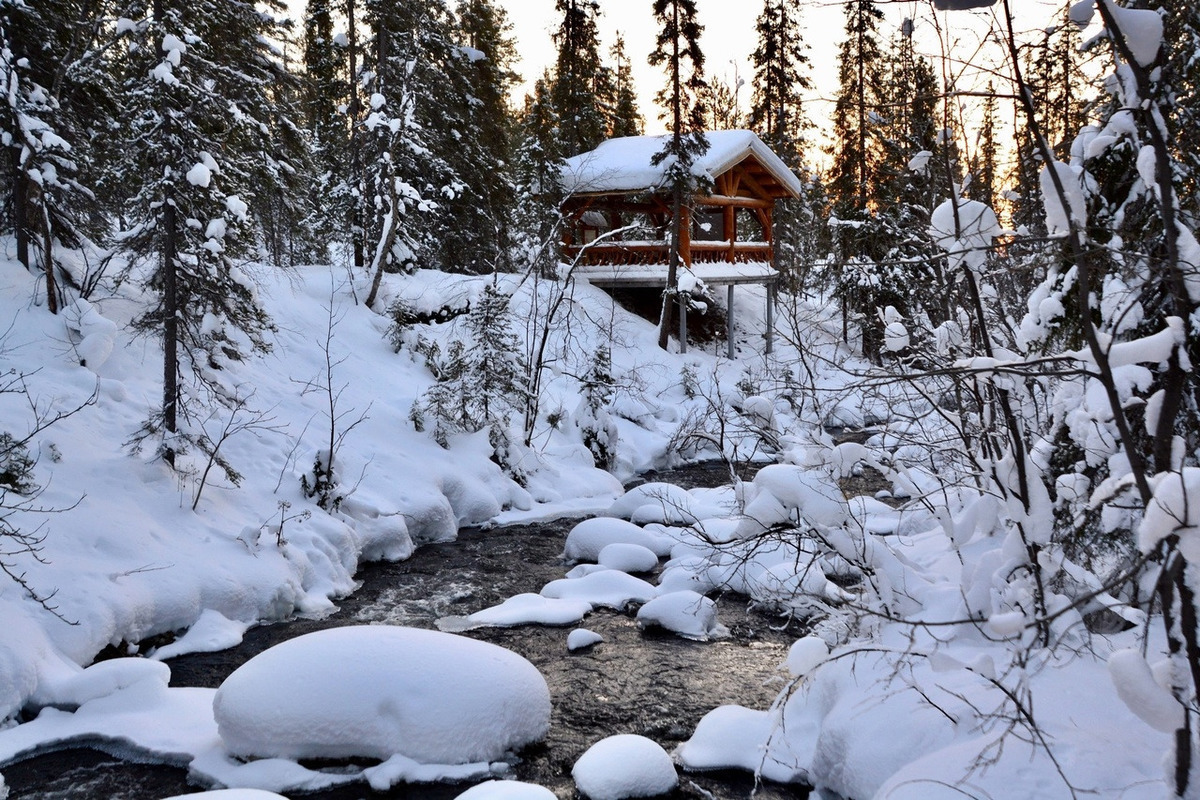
[212,626,550,764]
[568,628,604,651]
[636,590,725,640]
[606,483,698,525]
[563,517,672,562]
[572,734,678,800]
[162,792,289,800]
[541,570,657,610]
[598,542,659,573]
[454,780,556,800]
[436,593,593,631]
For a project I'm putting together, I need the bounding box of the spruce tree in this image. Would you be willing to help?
[302,0,352,256]
[441,0,519,273]
[609,34,643,138]
[748,0,814,281]
[649,0,708,351]
[550,0,607,156]
[826,0,886,354]
[113,0,280,464]
[749,0,811,161]
[0,0,111,312]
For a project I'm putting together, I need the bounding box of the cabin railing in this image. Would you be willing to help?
[561,240,772,267]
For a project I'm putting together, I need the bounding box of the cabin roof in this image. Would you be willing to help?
[559,130,803,200]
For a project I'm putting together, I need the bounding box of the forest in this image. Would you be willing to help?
[2,0,1200,798]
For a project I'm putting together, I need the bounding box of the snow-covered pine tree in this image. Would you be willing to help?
[608,34,642,138]
[359,0,459,300]
[549,0,607,156]
[113,0,278,465]
[301,0,352,258]
[437,0,519,274]
[748,0,816,283]
[511,74,564,281]
[649,0,709,351]
[0,0,110,313]
[826,0,887,355]
[421,282,528,478]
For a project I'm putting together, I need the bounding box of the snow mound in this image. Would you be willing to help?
[606,482,699,525]
[541,570,657,609]
[598,542,659,573]
[572,734,678,800]
[675,704,808,784]
[563,517,673,562]
[162,792,288,800]
[454,780,556,800]
[568,628,604,651]
[436,593,592,631]
[636,590,726,641]
[213,626,550,763]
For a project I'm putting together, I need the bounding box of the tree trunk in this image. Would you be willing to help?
[33,182,58,314]
[12,152,30,270]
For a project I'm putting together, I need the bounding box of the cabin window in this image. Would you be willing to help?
[737,209,766,242]
[692,208,725,241]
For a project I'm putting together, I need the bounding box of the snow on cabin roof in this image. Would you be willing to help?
[560,130,803,199]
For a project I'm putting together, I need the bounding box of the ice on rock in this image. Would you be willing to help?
[568,628,604,651]
[598,542,659,573]
[213,626,550,764]
[454,780,557,800]
[563,517,672,562]
[572,734,678,800]
[636,590,725,640]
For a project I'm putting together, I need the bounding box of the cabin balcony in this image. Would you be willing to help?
[560,239,773,268]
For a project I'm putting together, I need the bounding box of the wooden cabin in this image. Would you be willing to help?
[558,130,802,354]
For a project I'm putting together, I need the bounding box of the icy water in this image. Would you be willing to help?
[2,464,810,800]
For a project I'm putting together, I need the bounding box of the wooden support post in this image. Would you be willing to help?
[765,283,775,356]
[679,293,688,354]
[726,284,735,359]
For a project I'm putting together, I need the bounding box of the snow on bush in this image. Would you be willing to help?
[213,626,550,763]
[572,734,678,800]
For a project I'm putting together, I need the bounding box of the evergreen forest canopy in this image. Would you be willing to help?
[4,0,1200,795]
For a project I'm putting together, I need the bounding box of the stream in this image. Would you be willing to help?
[2,464,811,800]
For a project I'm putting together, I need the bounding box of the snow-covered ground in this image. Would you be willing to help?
[0,251,1180,799]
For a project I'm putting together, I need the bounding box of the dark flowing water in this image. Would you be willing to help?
[2,465,810,800]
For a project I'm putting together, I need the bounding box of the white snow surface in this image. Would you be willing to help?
[572,734,678,800]
[214,626,550,763]
[0,249,1183,800]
